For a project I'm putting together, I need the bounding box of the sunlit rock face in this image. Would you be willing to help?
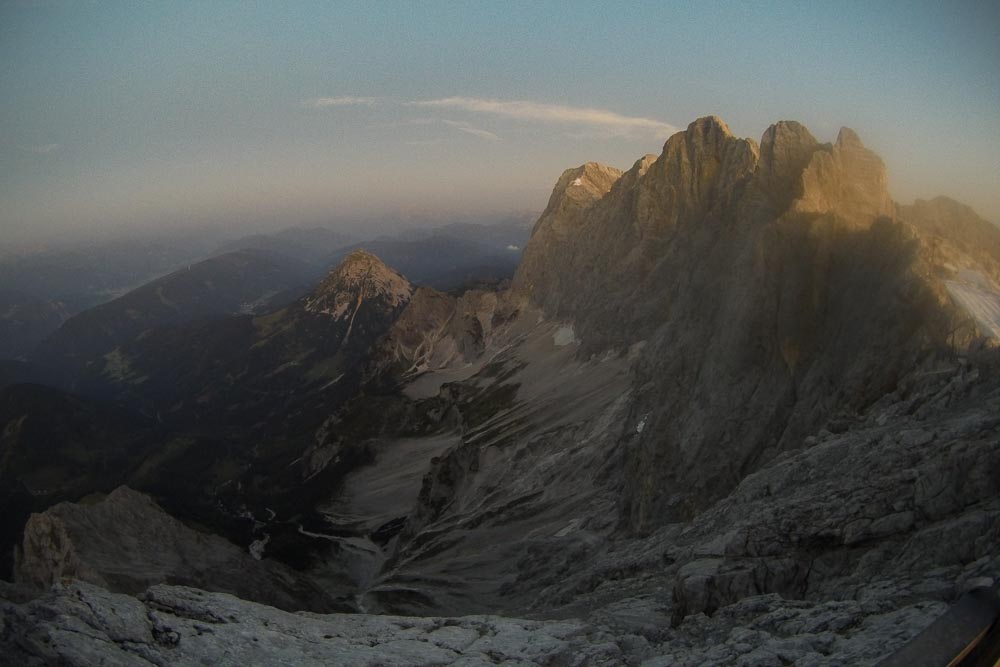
[512,116,997,532]
[330,118,1000,630]
[305,250,413,326]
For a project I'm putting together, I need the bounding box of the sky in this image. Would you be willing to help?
[1,1,998,242]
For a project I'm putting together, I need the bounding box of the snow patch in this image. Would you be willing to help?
[571,177,583,186]
[555,518,581,538]
[946,270,1000,339]
[636,415,648,434]
[249,533,270,560]
[319,373,345,391]
[553,325,578,347]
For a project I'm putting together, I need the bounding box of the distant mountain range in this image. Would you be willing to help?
[0,218,531,361]
[3,118,1000,665]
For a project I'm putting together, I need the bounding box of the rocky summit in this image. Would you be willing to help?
[3,116,1000,665]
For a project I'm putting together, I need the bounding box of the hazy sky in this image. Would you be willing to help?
[2,1,998,242]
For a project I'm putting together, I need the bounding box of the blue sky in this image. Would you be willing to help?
[1,1,998,241]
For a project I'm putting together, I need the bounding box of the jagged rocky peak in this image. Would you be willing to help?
[681,114,734,144]
[513,161,622,305]
[304,249,413,318]
[508,115,1000,531]
[565,161,623,196]
[531,161,623,237]
[656,115,756,174]
[791,124,895,222]
[636,115,759,231]
[755,120,821,207]
[835,126,864,148]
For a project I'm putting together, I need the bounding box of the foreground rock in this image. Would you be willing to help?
[13,487,341,613]
[0,580,952,666]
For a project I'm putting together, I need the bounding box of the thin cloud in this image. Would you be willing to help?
[24,143,60,154]
[394,117,501,142]
[305,96,378,108]
[440,119,501,142]
[410,97,677,138]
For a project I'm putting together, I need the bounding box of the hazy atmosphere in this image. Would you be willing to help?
[6,3,1000,664]
[2,1,998,243]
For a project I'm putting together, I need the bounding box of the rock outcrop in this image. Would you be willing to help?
[0,578,952,666]
[13,487,341,613]
[372,286,521,385]
[792,127,895,221]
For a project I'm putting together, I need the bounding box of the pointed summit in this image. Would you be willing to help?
[304,250,412,321]
[755,121,820,208]
[558,162,623,200]
[835,127,864,149]
[528,161,622,238]
[637,114,758,231]
[686,115,734,141]
[793,126,894,222]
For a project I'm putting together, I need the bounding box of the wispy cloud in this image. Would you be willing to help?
[24,143,60,154]
[409,97,677,138]
[304,96,377,108]
[393,117,501,142]
[307,94,671,140]
[440,119,501,142]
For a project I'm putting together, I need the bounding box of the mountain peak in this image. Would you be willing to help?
[835,126,864,149]
[304,250,412,320]
[686,115,733,139]
[756,121,820,207]
[529,162,622,236]
[793,125,894,222]
[568,162,623,192]
[339,248,385,267]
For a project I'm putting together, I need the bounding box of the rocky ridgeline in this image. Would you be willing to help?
[3,117,1000,665]
[516,116,996,529]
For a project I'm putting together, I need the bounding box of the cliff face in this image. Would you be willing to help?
[514,116,992,530]
[344,117,1000,620]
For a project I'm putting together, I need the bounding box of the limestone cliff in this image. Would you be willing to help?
[512,116,994,530]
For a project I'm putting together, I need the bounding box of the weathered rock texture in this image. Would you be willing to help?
[342,118,1000,631]
[514,116,994,529]
[0,580,949,666]
[13,487,340,613]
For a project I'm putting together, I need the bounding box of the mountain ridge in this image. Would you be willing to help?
[4,115,1000,665]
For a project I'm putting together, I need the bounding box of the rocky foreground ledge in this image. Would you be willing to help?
[0,579,947,666]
